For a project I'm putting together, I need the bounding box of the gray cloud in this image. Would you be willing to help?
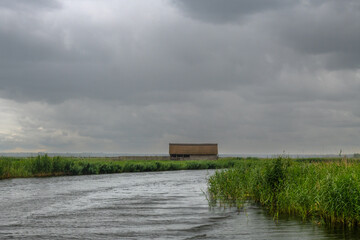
[0,0,61,11]
[273,0,360,70]
[173,0,360,70]
[0,8,278,104]
[172,0,294,23]
[0,0,359,154]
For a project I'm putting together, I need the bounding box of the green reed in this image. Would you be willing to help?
[0,155,236,180]
[207,157,360,228]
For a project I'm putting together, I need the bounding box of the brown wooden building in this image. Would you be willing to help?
[169,143,218,160]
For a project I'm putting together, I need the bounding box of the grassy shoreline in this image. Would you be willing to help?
[0,155,237,180]
[208,157,360,228]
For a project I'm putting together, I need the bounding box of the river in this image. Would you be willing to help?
[0,170,359,239]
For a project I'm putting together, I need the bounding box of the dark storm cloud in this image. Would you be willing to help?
[0,0,360,154]
[273,0,360,70]
[174,0,360,70]
[172,0,294,23]
[0,8,274,104]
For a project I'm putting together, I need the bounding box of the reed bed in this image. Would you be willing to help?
[208,157,360,228]
[0,155,236,180]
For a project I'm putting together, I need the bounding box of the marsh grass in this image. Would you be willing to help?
[0,155,236,180]
[207,157,360,228]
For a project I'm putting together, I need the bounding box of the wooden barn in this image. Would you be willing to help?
[169,143,218,160]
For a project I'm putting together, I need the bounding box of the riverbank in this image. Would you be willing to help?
[208,157,360,228]
[0,155,237,180]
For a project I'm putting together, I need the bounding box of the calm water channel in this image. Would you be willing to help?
[0,170,359,239]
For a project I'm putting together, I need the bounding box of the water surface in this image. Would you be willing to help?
[0,170,358,239]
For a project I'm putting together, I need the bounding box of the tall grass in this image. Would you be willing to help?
[208,157,360,228]
[0,155,236,180]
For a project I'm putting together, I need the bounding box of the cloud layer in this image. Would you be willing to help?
[0,0,359,154]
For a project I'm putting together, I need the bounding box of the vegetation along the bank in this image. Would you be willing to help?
[208,157,360,228]
[0,155,236,180]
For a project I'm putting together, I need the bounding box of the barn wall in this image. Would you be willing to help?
[169,144,218,155]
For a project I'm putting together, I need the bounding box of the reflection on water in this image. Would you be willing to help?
[0,170,359,239]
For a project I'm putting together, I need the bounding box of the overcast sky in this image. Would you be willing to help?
[0,0,359,154]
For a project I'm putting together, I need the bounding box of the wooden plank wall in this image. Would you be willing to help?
[169,144,218,155]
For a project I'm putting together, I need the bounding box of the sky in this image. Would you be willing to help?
[0,0,359,154]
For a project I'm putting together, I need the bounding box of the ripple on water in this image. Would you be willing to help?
[1,170,359,239]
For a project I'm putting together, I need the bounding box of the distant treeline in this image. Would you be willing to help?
[0,155,237,180]
[208,157,360,228]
